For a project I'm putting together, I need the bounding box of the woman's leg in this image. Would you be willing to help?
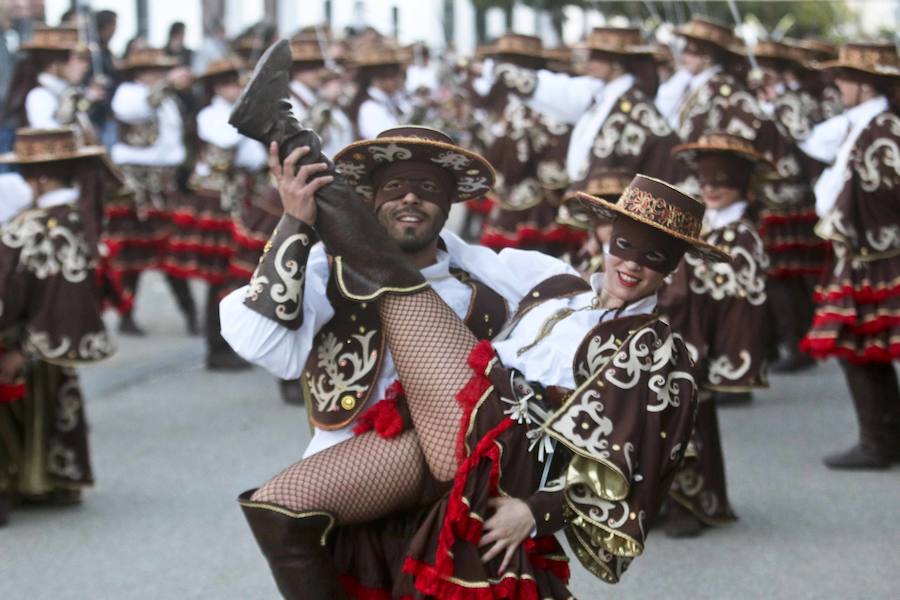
[378,290,479,481]
[252,430,429,525]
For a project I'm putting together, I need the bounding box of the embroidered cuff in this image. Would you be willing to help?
[526,490,567,537]
[243,214,317,330]
[494,63,538,97]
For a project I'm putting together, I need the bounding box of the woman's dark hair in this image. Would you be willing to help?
[167,22,186,44]
[2,50,70,126]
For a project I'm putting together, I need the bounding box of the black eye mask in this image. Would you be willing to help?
[608,216,687,273]
[372,162,454,214]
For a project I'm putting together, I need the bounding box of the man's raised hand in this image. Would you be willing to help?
[269,141,333,226]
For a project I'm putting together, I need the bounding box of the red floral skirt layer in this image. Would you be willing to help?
[332,347,572,600]
[227,197,282,288]
[103,192,170,276]
[801,251,900,364]
[481,201,585,255]
[758,197,830,279]
[161,189,235,284]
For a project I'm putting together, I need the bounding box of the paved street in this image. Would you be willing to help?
[2,272,899,599]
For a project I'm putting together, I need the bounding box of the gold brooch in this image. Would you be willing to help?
[719,84,732,97]
[620,100,632,113]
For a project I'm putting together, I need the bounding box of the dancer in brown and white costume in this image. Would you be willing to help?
[164,57,267,370]
[347,45,410,140]
[658,133,773,537]
[469,34,576,253]
[107,48,197,336]
[798,43,900,469]
[287,38,354,158]
[226,41,734,595]
[0,128,119,524]
[750,40,829,373]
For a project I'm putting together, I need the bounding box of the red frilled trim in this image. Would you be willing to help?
[800,336,900,364]
[810,313,900,335]
[466,196,495,215]
[0,383,26,403]
[339,575,393,600]
[166,240,234,257]
[542,225,586,246]
[814,281,900,305]
[765,241,830,253]
[230,226,269,251]
[402,340,566,599]
[481,231,522,249]
[768,266,825,279]
[758,211,818,228]
[170,211,233,232]
[353,381,405,439]
[95,261,135,314]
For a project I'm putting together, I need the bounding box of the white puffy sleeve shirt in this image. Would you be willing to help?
[110,82,186,167]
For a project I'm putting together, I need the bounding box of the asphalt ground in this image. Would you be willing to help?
[2,272,898,599]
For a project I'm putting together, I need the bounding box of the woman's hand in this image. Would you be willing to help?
[478,497,535,573]
[268,141,333,226]
[0,350,25,384]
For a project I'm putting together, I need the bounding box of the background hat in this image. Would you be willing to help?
[121,48,179,72]
[676,17,743,56]
[481,33,546,69]
[20,26,87,54]
[197,57,245,82]
[350,44,405,71]
[817,42,900,80]
[672,132,774,169]
[561,168,633,230]
[584,27,654,57]
[0,127,105,165]
[290,38,326,67]
[754,40,807,68]
[577,174,729,262]
[334,126,495,202]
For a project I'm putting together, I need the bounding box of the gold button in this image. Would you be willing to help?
[620,99,632,113]
[532,291,540,298]
[720,84,732,96]
[660,431,667,439]
[47,218,58,228]
[629,512,636,520]
[359,326,366,334]
[484,314,490,322]
[263,240,272,253]
[488,329,493,336]
[544,513,551,522]
[361,302,368,308]
[350,314,357,321]
[340,395,357,410]
[723,230,735,242]
[581,422,590,430]
[612,444,621,451]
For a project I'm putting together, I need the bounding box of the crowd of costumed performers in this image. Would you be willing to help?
[0,14,898,598]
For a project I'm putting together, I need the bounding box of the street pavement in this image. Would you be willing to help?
[2,271,899,599]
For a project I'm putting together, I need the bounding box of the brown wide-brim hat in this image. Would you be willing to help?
[351,45,405,71]
[817,42,900,80]
[672,132,775,172]
[0,127,106,165]
[481,33,546,63]
[334,126,495,202]
[560,170,633,230]
[582,27,655,58]
[20,26,88,53]
[290,38,327,67]
[676,17,744,57]
[754,40,807,68]
[576,174,729,262]
[196,57,245,82]
[121,48,179,72]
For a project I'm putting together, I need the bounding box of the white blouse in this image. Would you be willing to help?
[494,272,658,390]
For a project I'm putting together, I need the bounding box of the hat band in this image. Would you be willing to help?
[619,185,702,238]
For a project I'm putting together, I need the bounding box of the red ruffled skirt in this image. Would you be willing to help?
[332,342,572,599]
[161,190,235,284]
[801,252,900,363]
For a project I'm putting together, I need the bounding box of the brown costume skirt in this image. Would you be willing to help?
[162,189,234,284]
[331,342,572,599]
[801,252,900,364]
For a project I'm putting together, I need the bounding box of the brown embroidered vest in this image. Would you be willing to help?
[303,268,509,430]
[116,118,159,148]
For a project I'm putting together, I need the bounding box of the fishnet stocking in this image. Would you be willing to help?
[378,289,478,481]
[251,430,427,525]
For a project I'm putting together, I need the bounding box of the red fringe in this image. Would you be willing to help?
[481,231,521,250]
[466,196,495,215]
[339,575,393,600]
[352,381,405,439]
[811,313,900,335]
[401,340,567,599]
[765,241,830,253]
[800,336,900,364]
[0,383,26,403]
[814,281,900,305]
[170,211,233,231]
[166,240,234,257]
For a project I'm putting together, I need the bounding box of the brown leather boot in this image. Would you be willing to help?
[229,40,426,302]
[238,490,348,600]
[824,362,899,470]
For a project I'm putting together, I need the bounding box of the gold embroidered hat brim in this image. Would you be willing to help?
[0,145,106,164]
[576,188,729,262]
[815,60,900,79]
[333,133,496,202]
